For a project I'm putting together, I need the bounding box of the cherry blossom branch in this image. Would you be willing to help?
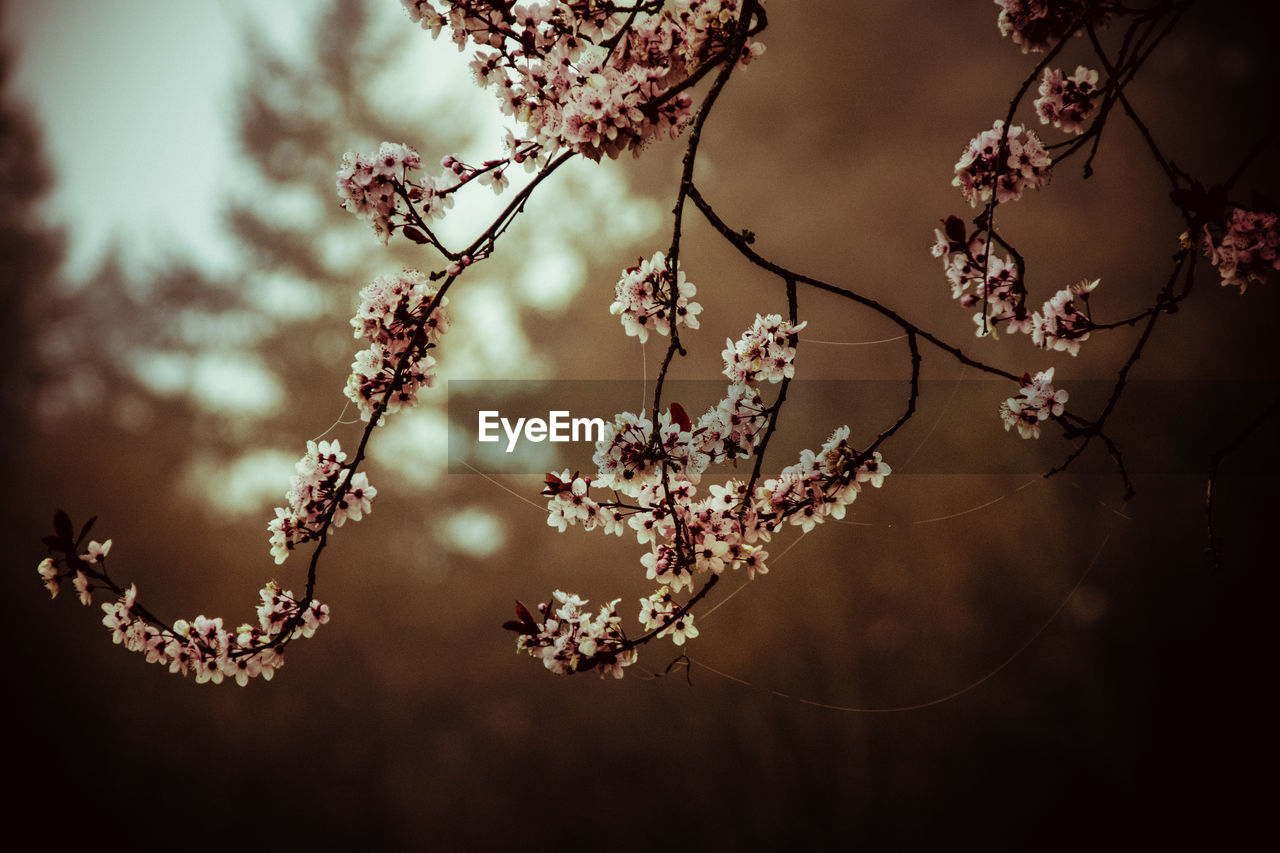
[1083,17,1188,189]
[630,1,761,648]
[1042,250,1193,497]
[975,22,1077,333]
[393,181,456,258]
[651,0,757,415]
[35,127,577,678]
[250,143,583,648]
[688,185,1021,383]
[742,277,799,499]
[1050,4,1190,178]
[37,1,1277,686]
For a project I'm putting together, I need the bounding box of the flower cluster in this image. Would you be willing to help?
[935,214,1100,355]
[521,286,890,675]
[1035,65,1101,134]
[544,469,627,535]
[999,367,1068,439]
[593,409,709,494]
[336,141,449,241]
[995,0,1116,53]
[693,382,770,464]
[38,213,453,682]
[967,254,1028,337]
[953,120,1052,207]
[1031,278,1097,356]
[508,592,636,678]
[337,139,538,241]
[403,0,765,160]
[639,586,699,645]
[1204,207,1280,292]
[268,440,376,565]
[722,313,808,384]
[756,427,891,534]
[549,394,772,543]
[346,269,451,423]
[609,250,702,343]
[38,535,329,685]
[442,151,516,195]
[932,216,1031,336]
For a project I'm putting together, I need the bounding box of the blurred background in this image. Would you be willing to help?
[3,0,1277,846]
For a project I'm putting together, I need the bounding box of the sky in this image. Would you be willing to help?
[5,2,320,279]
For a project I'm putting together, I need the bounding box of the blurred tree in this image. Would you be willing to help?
[17,0,656,520]
[0,45,64,423]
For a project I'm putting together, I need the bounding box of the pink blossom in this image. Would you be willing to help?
[49,568,314,686]
[999,367,1069,439]
[337,142,448,241]
[1035,65,1101,134]
[610,251,702,344]
[543,470,597,532]
[658,612,699,647]
[267,440,377,564]
[346,270,449,423]
[1032,279,1098,356]
[1204,208,1280,292]
[402,0,763,160]
[79,538,111,564]
[73,571,92,606]
[722,314,807,385]
[995,0,1116,54]
[513,592,635,677]
[333,472,377,526]
[592,410,704,497]
[37,557,59,599]
[953,121,1051,207]
[642,544,695,594]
